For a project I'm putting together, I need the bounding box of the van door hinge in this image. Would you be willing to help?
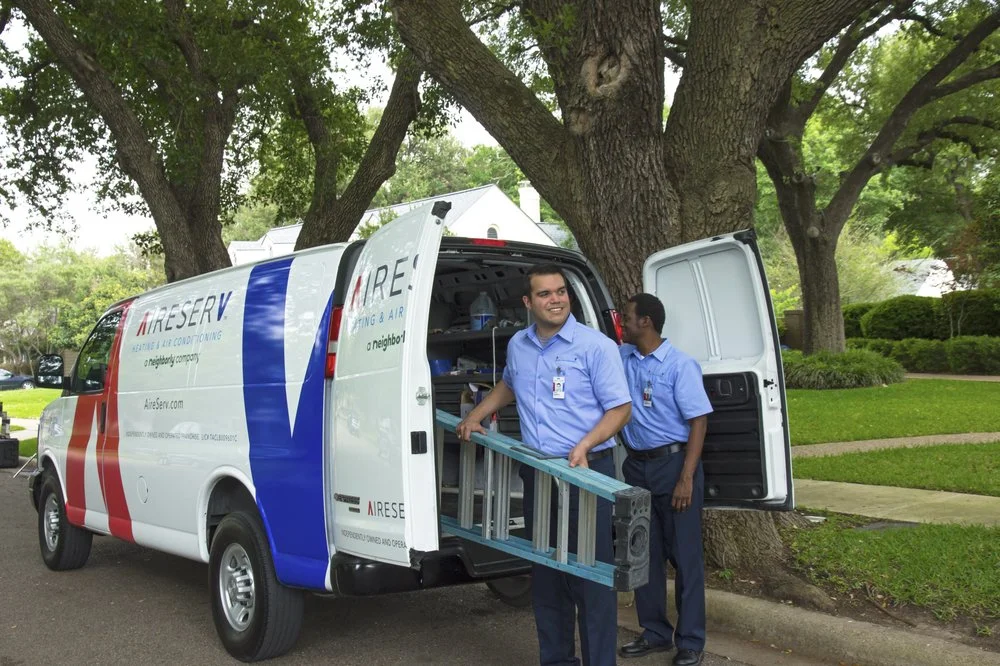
[415,387,430,405]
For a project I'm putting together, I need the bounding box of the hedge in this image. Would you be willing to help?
[859,295,940,340]
[936,289,1000,338]
[846,336,1000,374]
[782,349,905,389]
[842,302,876,339]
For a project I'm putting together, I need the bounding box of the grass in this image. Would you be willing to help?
[0,388,61,419]
[786,513,1000,625]
[793,442,1000,497]
[19,437,36,458]
[787,379,1000,445]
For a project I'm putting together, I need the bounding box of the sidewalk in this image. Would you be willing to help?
[906,372,1000,382]
[792,431,1000,458]
[794,478,1000,527]
[6,417,38,442]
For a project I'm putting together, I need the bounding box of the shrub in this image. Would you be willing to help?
[944,336,1000,374]
[846,337,896,357]
[842,303,876,339]
[936,289,1000,338]
[860,295,940,340]
[781,349,905,389]
[890,338,949,373]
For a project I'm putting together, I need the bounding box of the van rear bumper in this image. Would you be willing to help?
[328,536,531,596]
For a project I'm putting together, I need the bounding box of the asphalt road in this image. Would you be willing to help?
[0,469,757,665]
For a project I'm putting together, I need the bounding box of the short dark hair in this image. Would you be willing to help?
[628,293,665,334]
[524,264,569,298]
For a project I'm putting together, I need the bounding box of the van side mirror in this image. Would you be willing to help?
[36,354,66,390]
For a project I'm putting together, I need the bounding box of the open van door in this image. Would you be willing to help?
[332,204,446,566]
[643,230,793,510]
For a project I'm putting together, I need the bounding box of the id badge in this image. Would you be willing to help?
[552,375,566,400]
[642,382,653,408]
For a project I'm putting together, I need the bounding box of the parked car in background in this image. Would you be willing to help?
[0,368,34,390]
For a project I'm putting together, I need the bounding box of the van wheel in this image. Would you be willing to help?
[486,575,532,608]
[38,473,92,570]
[209,511,304,662]
[20,380,34,390]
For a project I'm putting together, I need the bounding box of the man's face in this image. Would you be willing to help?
[621,301,644,344]
[523,273,570,330]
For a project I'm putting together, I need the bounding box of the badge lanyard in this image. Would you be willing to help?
[642,379,653,408]
[552,366,566,400]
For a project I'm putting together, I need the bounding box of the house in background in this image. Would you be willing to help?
[890,258,962,297]
[228,182,565,266]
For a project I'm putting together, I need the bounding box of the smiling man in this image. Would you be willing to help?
[457,264,631,666]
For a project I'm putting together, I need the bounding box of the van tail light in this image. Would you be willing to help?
[470,238,507,247]
[607,309,624,345]
[325,305,344,378]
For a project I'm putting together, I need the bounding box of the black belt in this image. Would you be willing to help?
[625,442,684,461]
[587,447,615,462]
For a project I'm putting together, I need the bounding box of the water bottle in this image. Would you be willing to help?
[469,291,497,331]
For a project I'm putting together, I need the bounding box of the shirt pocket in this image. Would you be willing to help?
[552,356,592,396]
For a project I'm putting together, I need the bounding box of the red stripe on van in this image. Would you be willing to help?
[99,303,134,542]
[65,395,100,527]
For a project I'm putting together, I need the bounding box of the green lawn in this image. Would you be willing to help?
[787,379,1000,445]
[19,437,36,458]
[794,442,1000,496]
[786,513,1000,626]
[0,388,61,419]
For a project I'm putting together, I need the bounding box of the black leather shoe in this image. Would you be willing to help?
[618,637,672,658]
[672,649,703,666]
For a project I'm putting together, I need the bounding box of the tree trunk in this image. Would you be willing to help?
[795,234,845,353]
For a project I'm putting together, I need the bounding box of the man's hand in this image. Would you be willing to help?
[456,418,487,442]
[568,443,590,469]
[672,474,694,512]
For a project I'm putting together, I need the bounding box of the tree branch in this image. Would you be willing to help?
[391,0,570,213]
[162,0,216,93]
[795,1,903,122]
[825,7,1000,233]
[889,116,1000,163]
[0,3,12,37]
[899,10,948,39]
[929,60,1000,102]
[663,30,687,69]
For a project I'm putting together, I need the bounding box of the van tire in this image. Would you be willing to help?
[486,575,532,608]
[38,473,92,570]
[209,511,304,662]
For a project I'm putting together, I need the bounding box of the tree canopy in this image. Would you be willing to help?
[0,0,420,282]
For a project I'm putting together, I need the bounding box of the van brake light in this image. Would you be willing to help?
[325,305,344,378]
[470,238,507,247]
[608,309,624,345]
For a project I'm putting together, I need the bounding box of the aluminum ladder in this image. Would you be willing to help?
[434,409,650,591]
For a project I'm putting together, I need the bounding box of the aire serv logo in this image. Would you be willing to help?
[136,291,234,336]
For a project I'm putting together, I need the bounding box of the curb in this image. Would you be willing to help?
[618,588,1000,666]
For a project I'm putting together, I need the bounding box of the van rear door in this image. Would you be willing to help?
[643,230,793,509]
[332,204,445,566]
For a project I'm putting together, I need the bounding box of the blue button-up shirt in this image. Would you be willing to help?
[503,314,631,457]
[620,339,713,449]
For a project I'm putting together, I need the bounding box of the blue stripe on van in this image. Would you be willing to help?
[242,258,333,590]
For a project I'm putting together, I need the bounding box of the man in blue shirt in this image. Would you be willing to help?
[617,293,712,666]
[457,264,631,666]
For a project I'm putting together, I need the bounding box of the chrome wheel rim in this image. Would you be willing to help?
[43,494,61,552]
[219,543,256,632]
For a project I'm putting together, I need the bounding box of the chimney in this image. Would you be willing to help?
[518,181,541,223]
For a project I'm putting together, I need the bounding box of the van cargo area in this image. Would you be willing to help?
[425,245,613,545]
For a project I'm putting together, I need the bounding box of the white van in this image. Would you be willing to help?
[29,203,792,661]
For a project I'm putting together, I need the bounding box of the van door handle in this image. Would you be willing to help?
[415,387,430,405]
[100,401,107,434]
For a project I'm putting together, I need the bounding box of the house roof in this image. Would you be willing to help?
[891,258,960,297]
[537,222,579,251]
